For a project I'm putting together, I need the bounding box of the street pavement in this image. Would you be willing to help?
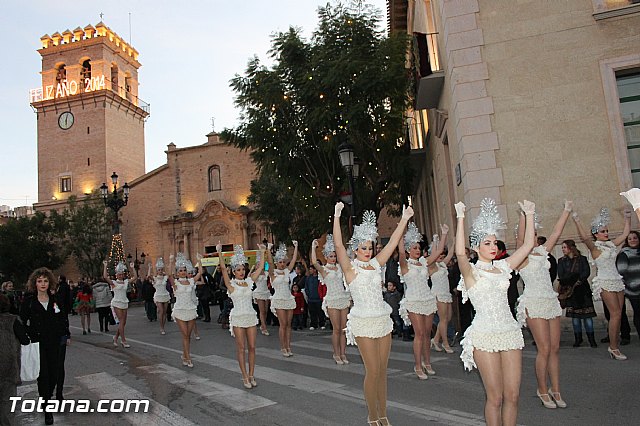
[14,305,640,425]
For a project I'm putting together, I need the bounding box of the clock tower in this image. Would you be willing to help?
[30,22,149,206]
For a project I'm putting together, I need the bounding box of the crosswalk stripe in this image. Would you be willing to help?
[137,363,276,412]
[76,372,196,426]
[197,354,345,393]
[255,347,400,376]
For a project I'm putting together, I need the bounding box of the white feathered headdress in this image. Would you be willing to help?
[230,245,248,268]
[591,207,610,234]
[115,261,127,274]
[469,198,506,249]
[322,234,336,257]
[349,210,379,251]
[404,222,423,251]
[155,257,165,270]
[274,243,288,263]
[175,252,189,271]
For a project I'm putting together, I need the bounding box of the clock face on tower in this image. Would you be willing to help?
[58,111,74,130]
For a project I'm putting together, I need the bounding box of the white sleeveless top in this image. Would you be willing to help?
[229,278,256,316]
[348,259,391,319]
[271,269,294,302]
[153,275,170,297]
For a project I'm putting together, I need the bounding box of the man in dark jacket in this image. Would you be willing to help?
[198,270,215,322]
[304,265,325,330]
[141,278,157,321]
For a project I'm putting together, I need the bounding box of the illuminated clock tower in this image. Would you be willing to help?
[30,22,149,206]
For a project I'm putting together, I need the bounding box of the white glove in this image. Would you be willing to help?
[334,202,344,217]
[196,252,203,261]
[292,240,298,248]
[216,243,222,253]
[440,224,449,234]
[258,243,266,250]
[267,242,273,250]
[620,188,640,210]
[518,200,535,215]
[103,260,108,266]
[564,200,573,212]
[129,262,135,269]
[402,205,414,221]
[572,212,580,221]
[454,202,466,218]
[311,239,318,249]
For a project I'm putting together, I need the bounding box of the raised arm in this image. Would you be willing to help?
[506,201,536,269]
[333,202,355,282]
[442,241,455,265]
[250,246,266,281]
[216,243,231,290]
[425,224,449,265]
[544,201,573,252]
[128,262,137,281]
[398,235,408,276]
[516,212,525,249]
[266,245,275,280]
[310,239,326,278]
[375,206,414,266]
[621,188,640,222]
[612,210,632,247]
[102,260,111,284]
[146,262,153,280]
[572,212,597,255]
[454,202,473,284]
[287,241,298,272]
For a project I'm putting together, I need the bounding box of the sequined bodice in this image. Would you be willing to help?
[254,274,268,292]
[111,280,129,303]
[323,264,349,300]
[229,278,255,315]
[271,269,293,300]
[430,262,449,293]
[520,246,556,298]
[348,259,391,317]
[594,241,622,280]
[153,275,169,296]
[459,260,519,332]
[174,279,196,310]
[403,260,434,302]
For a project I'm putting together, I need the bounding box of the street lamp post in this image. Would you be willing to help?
[100,172,130,234]
[338,142,360,233]
[127,249,146,276]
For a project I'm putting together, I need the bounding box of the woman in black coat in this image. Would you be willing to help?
[616,230,640,342]
[20,267,69,425]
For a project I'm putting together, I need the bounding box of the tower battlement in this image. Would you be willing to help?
[40,22,139,62]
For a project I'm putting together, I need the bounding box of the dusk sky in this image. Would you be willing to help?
[0,0,386,209]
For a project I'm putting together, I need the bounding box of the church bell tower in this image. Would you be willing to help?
[30,22,149,206]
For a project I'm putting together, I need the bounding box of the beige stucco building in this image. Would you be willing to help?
[389,0,640,250]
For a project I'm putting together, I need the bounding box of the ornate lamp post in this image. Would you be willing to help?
[338,141,360,233]
[100,172,130,234]
[127,250,146,276]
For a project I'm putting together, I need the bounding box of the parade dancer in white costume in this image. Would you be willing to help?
[251,246,272,336]
[333,201,414,426]
[217,243,266,389]
[572,206,630,360]
[427,229,455,354]
[147,257,173,335]
[455,199,535,426]
[171,254,203,368]
[515,201,572,409]
[311,235,351,365]
[103,260,137,348]
[267,242,299,357]
[397,222,444,379]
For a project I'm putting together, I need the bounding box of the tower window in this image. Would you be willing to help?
[55,64,66,85]
[82,59,92,81]
[60,176,72,193]
[87,158,91,166]
[208,165,221,192]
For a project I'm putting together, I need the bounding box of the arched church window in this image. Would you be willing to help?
[208,165,221,192]
[56,64,66,85]
[111,64,119,93]
[81,59,91,81]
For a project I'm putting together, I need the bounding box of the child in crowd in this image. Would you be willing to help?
[292,283,306,330]
[384,282,403,337]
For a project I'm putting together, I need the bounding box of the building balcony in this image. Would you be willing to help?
[592,0,640,20]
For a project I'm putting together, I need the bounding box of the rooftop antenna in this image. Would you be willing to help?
[211,117,216,132]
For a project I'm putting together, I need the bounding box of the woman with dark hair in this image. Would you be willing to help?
[558,240,595,347]
[74,282,94,335]
[103,260,137,348]
[616,230,640,343]
[572,207,630,360]
[19,267,69,425]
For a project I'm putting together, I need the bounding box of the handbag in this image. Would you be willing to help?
[558,258,580,308]
[20,342,40,382]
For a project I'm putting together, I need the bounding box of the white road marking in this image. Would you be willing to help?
[138,363,276,412]
[76,372,196,426]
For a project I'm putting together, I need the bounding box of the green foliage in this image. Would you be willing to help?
[62,195,112,280]
[0,212,67,287]
[223,1,413,244]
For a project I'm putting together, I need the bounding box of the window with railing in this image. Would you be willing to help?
[592,0,640,19]
[617,71,640,186]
